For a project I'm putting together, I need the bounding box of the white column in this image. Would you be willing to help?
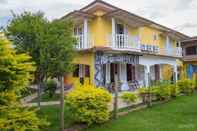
[166,36,170,48]
[119,63,127,83]
[84,18,88,48]
[173,65,178,82]
[112,17,116,47]
[145,65,150,87]
[106,64,110,84]
[159,65,163,80]
[79,64,83,78]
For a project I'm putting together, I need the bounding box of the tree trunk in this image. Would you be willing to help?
[147,72,152,107]
[37,80,41,108]
[60,76,64,131]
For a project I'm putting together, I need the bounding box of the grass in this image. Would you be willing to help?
[87,94,197,131]
[37,105,75,131]
[37,94,197,131]
[31,93,60,102]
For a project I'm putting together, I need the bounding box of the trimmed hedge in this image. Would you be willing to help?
[65,84,112,125]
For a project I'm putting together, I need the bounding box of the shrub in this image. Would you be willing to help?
[153,86,171,100]
[45,79,57,98]
[168,84,180,97]
[177,79,195,95]
[120,92,137,104]
[65,84,112,125]
[138,87,156,103]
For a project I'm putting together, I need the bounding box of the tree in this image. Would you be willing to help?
[5,12,49,107]
[5,11,76,130]
[44,19,76,131]
[5,11,53,107]
[0,38,48,130]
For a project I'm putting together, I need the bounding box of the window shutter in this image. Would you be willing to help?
[85,65,90,77]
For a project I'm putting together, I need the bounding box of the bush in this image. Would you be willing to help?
[138,87,156,103]
[45,79,57,98]
[65,84,112,125]
[177,79,195,95]
[120,92,137,104]
[153,86,171,100]
[168,84,180,97]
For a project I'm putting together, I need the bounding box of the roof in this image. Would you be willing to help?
[181,36,197,43]
[62,0,190,40]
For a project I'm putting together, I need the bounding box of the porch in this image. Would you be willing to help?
[94,53,179,92]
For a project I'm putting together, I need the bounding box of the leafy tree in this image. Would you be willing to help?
[43,19,76,131]
[0,38,48,130]
[5,11,76,130]
[5,11,54,107]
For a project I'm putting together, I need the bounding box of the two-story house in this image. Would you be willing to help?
[62,0,189,90]
[181,37,197,79]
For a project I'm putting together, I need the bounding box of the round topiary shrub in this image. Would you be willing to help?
[65,84,112,125]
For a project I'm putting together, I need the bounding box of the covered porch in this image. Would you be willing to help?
[94,52,179,92]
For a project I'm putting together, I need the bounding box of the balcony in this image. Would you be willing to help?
[140,45,182,57]
[75,35,93,50]
[108,34,141,51]
[159,47,182,57]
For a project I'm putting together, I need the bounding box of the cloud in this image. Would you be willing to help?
[0,0,82,26]
[0,0,197,36]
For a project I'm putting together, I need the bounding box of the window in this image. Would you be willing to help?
[186,46,197,55]
[127,64,135,81]
[73,64,79,77]
[116,24,124,34]
[85,65,90,77]
[176,42,181,47]
[74,27,83,35]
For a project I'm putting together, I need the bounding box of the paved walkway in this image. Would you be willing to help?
[23,101,60,107]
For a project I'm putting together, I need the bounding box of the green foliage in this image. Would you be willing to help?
[177,79,195,95]
[65,84,112,125]
[0,38,35,100]
[138,82,180,101]
[168,84,180,97]
[5,11,76,81]
[0,38,48,130]
[153,86,171,100]
[120,92,137,104]
[45,79,57,98]
[0,105,48,130]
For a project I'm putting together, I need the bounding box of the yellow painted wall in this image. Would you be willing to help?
[161,65,173,80]
[89,10,112,47]
[139,26,161,46]
[128,26,139,36]
[68,52,95,87]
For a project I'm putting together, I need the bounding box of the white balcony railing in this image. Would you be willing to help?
[160,47,182,57]
[75,35,93,49]
[140,44,182,57]
[108,34,140,50]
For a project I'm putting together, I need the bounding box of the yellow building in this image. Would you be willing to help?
[63,0,189,90]
[181,37,197,79]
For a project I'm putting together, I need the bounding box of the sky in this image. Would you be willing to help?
[1,0,197,37]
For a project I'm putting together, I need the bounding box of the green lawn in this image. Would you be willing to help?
[31,93,60,102]
[37,105,75,131]
[38,94,197,131]
[88,94,197,131]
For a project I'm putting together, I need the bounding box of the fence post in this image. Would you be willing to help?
[113,74,118,119]
[147,72,152,107]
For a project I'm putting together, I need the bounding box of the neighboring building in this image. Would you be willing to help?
[181,37,197,79]
[63,0,189,90]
